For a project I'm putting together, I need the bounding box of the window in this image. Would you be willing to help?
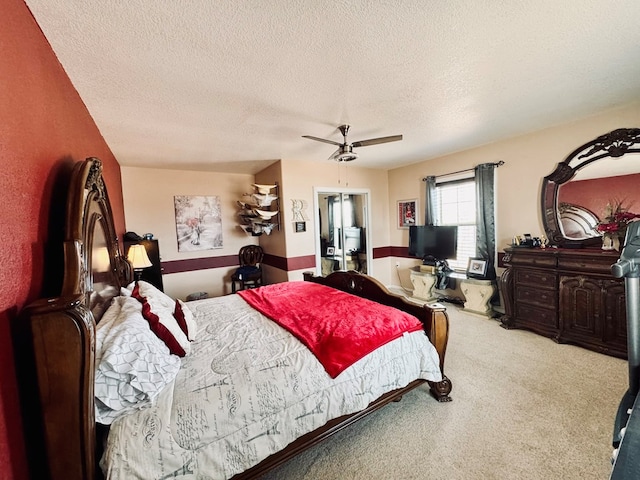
[433,178,476,271]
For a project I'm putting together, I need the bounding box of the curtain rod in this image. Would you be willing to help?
[422,160,504,181]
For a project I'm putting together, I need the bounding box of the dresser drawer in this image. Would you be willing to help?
[510,254,557,268]
[515,285,557,309]
[557,256,618,275]
[515,303,558,328]
[514,268,557,288]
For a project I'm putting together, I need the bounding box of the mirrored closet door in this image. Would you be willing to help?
[314,188,372,277]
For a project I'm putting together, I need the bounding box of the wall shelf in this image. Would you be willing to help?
[238,183,280,236]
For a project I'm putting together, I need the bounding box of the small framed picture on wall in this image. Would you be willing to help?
[397,199,418,229]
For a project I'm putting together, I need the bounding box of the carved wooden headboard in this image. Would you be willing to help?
[19,158,130,479]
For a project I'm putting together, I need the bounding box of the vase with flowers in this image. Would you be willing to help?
[596,199,640,251]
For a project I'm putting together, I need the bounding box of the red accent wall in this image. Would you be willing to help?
[558,173,640,219]
[0,1,125,478]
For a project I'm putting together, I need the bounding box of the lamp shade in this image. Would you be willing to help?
[127,244,152,269]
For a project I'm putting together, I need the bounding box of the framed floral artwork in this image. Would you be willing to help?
[174,195,223,252]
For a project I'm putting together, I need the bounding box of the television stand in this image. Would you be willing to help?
[409,267,437,301]
[459,277,496,317]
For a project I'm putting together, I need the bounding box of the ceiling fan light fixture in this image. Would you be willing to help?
[334,152,359,162]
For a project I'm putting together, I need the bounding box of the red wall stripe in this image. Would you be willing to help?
[161,253,318,273]
[161,255,238,274]
[160,249,413,274]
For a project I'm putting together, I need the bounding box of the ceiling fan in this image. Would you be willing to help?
[302,124,403,162]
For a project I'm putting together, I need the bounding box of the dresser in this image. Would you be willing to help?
[500,247,627,358]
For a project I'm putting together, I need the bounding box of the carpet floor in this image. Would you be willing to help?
[259,305,627,480]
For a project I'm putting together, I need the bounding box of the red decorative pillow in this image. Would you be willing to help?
[131,283,191,357]
[127,281,197,340]
[174,299,198,341]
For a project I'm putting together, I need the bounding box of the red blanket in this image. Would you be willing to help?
[238,281,424,378]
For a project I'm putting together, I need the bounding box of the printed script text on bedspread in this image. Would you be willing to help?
[102,294,442,479]
[238,281,424,377]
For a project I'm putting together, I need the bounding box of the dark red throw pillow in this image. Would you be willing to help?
[173,300,189,337]
[131,283,189,357]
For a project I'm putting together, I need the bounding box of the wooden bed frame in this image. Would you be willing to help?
[18,158,452,480]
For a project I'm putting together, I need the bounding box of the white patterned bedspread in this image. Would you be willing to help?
[101,293,442,479]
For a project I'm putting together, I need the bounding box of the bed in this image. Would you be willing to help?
[18,158,452,480]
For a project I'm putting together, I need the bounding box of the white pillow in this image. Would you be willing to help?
[95,296,181,425]
[130,280,175,309]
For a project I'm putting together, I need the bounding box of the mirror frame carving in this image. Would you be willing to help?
[541,128,640,248]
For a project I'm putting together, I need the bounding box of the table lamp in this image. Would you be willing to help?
[127,244,152,281]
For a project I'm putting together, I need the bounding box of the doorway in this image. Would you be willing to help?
[314,187,372,277]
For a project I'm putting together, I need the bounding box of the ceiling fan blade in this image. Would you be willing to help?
[352,134,403,148]
[302,135,342,146]
[327,148,341,160]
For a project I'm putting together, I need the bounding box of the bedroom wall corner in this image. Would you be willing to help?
[120,166,258,298]
[0,1,125,478]
[254,161,289,281]
[278,159,391,282]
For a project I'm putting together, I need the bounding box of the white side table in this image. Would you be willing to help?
[410,268,437,301]
[460,277,496,317]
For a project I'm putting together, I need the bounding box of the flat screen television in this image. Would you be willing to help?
[408,225,458,262]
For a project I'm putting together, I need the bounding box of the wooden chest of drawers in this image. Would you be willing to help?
[500,247,626,358]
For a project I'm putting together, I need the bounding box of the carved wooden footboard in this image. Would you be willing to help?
[303,270,452,403]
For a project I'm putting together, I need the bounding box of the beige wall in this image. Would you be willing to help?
[387,102,640,287]
[121,166,257,299]
[278,159,392,283]
[121,160,393,294]
[122,102,640,297]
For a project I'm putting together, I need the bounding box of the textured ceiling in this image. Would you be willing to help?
[25,0,640,174]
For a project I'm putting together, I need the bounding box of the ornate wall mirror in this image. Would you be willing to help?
[541,128,640,248]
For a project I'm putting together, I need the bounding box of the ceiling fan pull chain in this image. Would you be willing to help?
[337,163,349,187]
